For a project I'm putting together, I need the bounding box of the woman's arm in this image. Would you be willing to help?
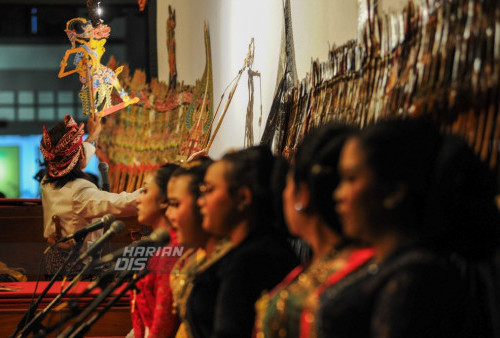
[72,181,141,219]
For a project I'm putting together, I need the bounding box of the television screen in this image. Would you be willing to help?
[0,146,20,198]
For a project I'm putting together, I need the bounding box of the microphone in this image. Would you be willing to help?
[73,221,125,267]
[54,214,115,244]
[98,162,110,192]
[96,228,171,265]
[19,222,123,336]
[55,231,170,337]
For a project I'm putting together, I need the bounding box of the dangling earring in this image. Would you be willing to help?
[294,203,304,212]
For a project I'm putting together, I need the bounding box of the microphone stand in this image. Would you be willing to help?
[10,238,85,338]
[35,270,116,337]
[58,268,149,338]
[18,250,100,338]
[67,269,149,338]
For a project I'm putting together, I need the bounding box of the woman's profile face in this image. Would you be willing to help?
[166,175,202,245]
[136,172,165,228]
[198,160,238,237]
[334,138,383,243]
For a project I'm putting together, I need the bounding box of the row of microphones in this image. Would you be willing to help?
[14,216,171,338]
[67,220,125,273]
[11,215,117,338]
[16,219,126,337]
[93,228,171,267]
[39,229,172,337]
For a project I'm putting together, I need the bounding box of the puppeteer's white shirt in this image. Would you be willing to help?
[41,178,140,239]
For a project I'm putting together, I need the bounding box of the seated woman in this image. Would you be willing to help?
[188,146,299,338]
[254,123,373,338]
[166,158,232,338]
[130,163,180,338]
[317,118,500,338]
[40,114,141,278]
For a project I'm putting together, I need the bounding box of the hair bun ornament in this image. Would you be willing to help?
[181,160,203,169]
[308,163,335,194]
[310,163,333,177]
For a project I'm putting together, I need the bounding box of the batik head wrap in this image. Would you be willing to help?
[40,115,85,177]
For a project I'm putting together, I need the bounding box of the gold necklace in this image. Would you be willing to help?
[256,247,345,338]
[170,239,233,317]
[170,248,201,317]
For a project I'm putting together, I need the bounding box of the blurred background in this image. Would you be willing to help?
[0,0,151,197]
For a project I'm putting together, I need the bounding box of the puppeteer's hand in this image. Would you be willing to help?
[86,113,102,143]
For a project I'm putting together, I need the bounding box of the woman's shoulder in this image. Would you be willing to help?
[69,177,99,188]
[219,233,298,280]
[42,177,93,200]
[321,247,459,301]
[229,231,296,263]
[362,247,468,299]
[382,247,452,273]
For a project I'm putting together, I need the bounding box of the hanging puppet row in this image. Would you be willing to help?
[268,0,500,172]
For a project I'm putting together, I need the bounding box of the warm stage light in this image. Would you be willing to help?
[97,2,103,17]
